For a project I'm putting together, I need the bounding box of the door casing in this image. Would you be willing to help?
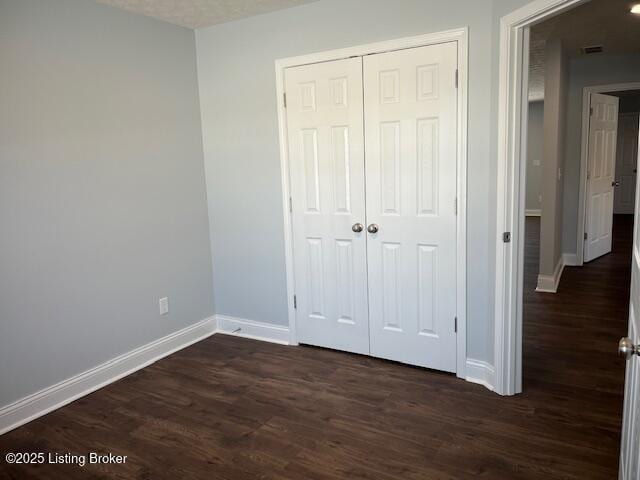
[275,28,469,380]
[494,0,591,398]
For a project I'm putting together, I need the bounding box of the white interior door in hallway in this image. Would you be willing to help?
[285,42,459,373]
[584,93,620,263]
[614,113,639,215]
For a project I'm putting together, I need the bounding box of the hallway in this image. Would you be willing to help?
[523,215,629,415]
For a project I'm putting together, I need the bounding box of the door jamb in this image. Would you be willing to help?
[577,83,640,264]
[494,0,590,396]
[274,28,469,379]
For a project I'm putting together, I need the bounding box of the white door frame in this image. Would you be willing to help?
[275,28,469,379]
[494,0,590,396]
[577,82,640,264]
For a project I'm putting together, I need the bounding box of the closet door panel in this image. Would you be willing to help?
[364,42,458,372]
[285,57,370,354]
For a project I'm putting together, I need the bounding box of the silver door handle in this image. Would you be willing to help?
[612,181,621,187]
[352,223,364,233]
[367,224,379,234]
[619,337,639,360]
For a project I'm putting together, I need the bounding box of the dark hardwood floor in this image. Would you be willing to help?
[0,216,631,479]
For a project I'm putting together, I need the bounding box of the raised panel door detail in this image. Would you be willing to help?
[335,239,355,324]
[330,77,348,108]
[605,130,616,177]
[306,238,325,319]
[380,121,400,215]
[593,130,604,179]
[417,64,438,101]
[417,245,437,337]
[382,242,402,332]
[300,81,316,111]
[301,129,320,212]
[331,126,351,213]
[379,70,399,104]
[417,118,438,215]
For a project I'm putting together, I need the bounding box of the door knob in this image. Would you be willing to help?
[352,223,364,233]
[612,181,621,187]
[619,337,639,360]
[367,224,379,234]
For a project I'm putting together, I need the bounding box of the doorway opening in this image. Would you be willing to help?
[497,0,640,475]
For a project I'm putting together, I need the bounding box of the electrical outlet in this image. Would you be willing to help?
[533,159,541,167]
[159,297,169,316]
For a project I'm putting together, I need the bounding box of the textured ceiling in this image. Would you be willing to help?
[529,0,640,101]
[94,0,318,29]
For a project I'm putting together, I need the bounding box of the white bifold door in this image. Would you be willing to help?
[285,42,458,373]
[585,93,620,263]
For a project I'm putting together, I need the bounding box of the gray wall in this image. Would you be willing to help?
[561,53,640,253]
[196,0,531,363]
[0,0,213,407]
[526,101,544,212]
[540,39,569,276]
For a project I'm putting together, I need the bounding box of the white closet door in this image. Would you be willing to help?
[285,58,370,355]
[363,42,458,372]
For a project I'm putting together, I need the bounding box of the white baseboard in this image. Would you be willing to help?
[536,255,565,293]
[562,253,579,266]
[215,315,290,345]
[0,317,217,435]
[465,358,495,391]
[1,312,498,435]
[525,209,541,217]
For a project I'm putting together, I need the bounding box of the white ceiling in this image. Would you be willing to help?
[94,0,318,29]
[529,0,640,101]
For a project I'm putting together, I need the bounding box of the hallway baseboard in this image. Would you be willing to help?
[465,359,495,391]
[562,253,579,266]
[536,256,565,293]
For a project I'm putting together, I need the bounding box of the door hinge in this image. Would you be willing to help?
[283,93,287,108]
[455,69,459,89]
[293,295,297,309]
[454,197,458,215]
[503,232,511,243]
[584,232,588,240]
[454,316,458,333]
[289,196,293,212]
